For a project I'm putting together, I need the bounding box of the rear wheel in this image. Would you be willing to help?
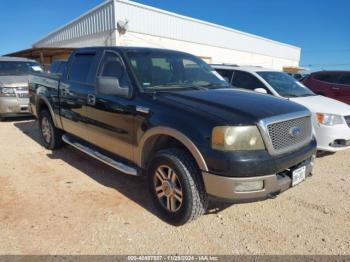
[38,110,63,150]
[147,148,208,226]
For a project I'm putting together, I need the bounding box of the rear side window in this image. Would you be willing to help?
[232,71,266,90]
[338,74,350,85]
[215,69,233,83]
[48,62,59,73]
[68,53,95,83]
[313,73,340,84]
[57,62,67,75]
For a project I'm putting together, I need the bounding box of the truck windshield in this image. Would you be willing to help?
[257,71,315,98]
[0,61,43,76]
[126,51,228,90]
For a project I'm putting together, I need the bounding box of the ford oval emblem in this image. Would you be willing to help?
[289,127,301,138]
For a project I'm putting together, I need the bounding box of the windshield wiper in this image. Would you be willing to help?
[147,83,209,90]
[196,83,228,89]
[299,94,317,97]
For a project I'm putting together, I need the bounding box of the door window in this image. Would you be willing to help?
[68,53,95,83]
[98,51,131,90]
[338,74,350,85]
[313,73,340,84]
[215,69,233,83]
[232,71,266,90]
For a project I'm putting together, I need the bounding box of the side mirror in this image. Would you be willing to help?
[254,88,267,94]
[97,76,129,97]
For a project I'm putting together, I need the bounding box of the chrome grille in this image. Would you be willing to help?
[345,116,350,128]
[15,87,29,99]
[266,116,312,155]
[16,93,29,99]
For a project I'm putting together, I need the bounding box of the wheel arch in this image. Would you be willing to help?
[136,127,208,172]
[36,95,60,128]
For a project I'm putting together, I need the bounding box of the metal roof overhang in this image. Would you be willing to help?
[5,47,74,69]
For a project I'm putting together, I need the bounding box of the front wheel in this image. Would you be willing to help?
[38,109,63,150]
[147,148,208,226]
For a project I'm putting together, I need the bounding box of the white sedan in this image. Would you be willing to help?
[212,65,350,152]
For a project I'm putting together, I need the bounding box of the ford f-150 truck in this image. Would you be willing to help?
[29,47,317,225]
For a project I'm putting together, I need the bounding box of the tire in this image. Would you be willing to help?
[0,115,4,122]
[147,148,208,226]
[38,109,63,150]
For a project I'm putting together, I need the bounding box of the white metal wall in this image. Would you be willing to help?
[115,0,300,62]
[118,32,299,70]
[33,0,300,70]
[34,0,116,48]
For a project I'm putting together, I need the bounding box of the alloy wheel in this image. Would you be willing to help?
[154,165,183,212]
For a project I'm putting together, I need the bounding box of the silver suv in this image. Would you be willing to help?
[0,57,43,120]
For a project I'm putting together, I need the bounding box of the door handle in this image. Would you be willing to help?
[331,87,340,91]
[87,94,96,105]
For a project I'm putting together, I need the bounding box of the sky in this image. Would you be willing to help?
[0,0,349,71]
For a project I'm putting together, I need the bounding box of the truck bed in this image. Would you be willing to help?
[29,72,61,90]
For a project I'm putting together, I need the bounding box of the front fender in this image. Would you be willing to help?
[136,126,208,172]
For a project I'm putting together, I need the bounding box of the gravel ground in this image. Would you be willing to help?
[0,118,349,255]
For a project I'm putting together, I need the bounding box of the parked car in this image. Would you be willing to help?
[212,65,350,152]
[0,56,43,120]
[48,59,67,75]
[29,47,316,225]
[302,71,350,105]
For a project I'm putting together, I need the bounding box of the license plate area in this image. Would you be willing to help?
[292,166,306,187]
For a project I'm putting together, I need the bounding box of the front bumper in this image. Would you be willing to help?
[203,155,315,202]
[202,139,317,178]
[314,122,350,152]
[0,97,30,117]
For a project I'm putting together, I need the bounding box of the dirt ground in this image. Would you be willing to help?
[0,118,349,255]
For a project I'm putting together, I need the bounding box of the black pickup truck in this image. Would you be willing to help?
[29,47,317,225]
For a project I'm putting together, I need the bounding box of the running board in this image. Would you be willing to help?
[62,134,138,176]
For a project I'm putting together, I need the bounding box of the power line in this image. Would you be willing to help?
[303,49,350,54]
[303,63,350,67]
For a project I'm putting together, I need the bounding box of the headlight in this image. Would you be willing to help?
[212,126,265,151]
[316,113,344,126]
[0,87,16,97]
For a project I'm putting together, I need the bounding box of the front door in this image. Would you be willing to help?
[86,50,135,161]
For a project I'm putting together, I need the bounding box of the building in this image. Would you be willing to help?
[12,0,301,70]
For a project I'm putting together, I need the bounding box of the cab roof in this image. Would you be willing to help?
[211,64,279,73]
[75,46,192,55]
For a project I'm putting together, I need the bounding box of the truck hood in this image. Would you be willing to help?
[290,95,350,116]
[0,75,29,87]
[156,88,309,125]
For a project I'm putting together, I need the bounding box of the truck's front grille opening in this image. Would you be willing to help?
[267,116,312,154]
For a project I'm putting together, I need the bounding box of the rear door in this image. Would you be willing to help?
[336,73,350,104]
[59,50,100,141]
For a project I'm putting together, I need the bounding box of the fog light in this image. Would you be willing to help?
[235,181,264,192]
[310,154,316,167]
